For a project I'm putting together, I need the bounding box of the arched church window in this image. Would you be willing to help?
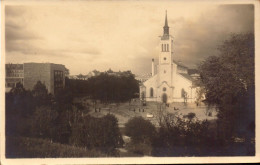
[181,88,187,98]
[164,44,166,52]
[167,44,169,52]
[162,44,163,52]
[163,87,166,91]
[150,88,154,97]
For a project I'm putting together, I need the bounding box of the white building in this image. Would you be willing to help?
[140,12,199,103]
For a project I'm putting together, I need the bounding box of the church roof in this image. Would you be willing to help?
[172,60,188,68]
[164,10,169,28]
[179,73,194,82]
[188,69,199,75]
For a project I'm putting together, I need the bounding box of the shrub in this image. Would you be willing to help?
[125,116,156,144]
[151,114,214,156]
[70,114,123,156]
[31,106,58,139]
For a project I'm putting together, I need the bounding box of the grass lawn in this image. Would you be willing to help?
[6,136,104,158]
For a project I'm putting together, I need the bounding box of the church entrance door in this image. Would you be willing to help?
[162,93,167,103]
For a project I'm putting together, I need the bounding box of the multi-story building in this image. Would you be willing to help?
[5,64,24,92]
[5,63,66,95]
[23,63,66,95]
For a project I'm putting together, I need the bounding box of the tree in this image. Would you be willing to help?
[151,113,214,156]
[198,33,255,146]
[125,117,156,144]
[32,81,52,106]
[6,83,35,136]
[88,71,139,103]
[70,114,123,156]
[31,106,58,140]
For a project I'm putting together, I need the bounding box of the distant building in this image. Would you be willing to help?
[135,73,152,83]
[5,64,24,92]
[5,63,66,95]
[188,69,200,80]
[23,63,66,94]
[68,70,101,80]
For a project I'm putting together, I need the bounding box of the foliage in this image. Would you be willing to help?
[88,71,139,103]
[152,113,221,156]
[30,106,58,139]
[5,83,35,136]
[32,81,53,106]
[198,33,255,144]
[125,141,153,156]
[183,112,196,122]
[125,117,156,144]
[6,136,104,158]
[70,114,123,156]
[65,70,139,103]
[6,79,125,157]
[152,112,254,156]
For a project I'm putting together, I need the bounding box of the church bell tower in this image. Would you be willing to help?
[159,10,173,65]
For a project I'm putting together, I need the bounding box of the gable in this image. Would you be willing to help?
[157,81,174,88]
[143,74,158,87]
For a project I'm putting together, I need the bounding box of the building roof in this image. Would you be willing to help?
[188,69,199,75]
[6,64,23,70]
[173,60,188,68]
[179,73,194,82]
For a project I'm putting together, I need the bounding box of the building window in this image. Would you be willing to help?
[164,70,166,73]
[54,70,64,94]
[164,44,166,52]
[150,88,153,97]
[163,87,166,91]
[164,57,166,61]
[162,44,163,52]
[167,44,169,52]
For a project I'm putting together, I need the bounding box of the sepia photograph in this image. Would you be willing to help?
[1,0,259,164]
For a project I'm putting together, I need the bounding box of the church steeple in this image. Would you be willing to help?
[163,10,169,36]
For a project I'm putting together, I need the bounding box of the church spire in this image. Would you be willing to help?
[163,10,169,36]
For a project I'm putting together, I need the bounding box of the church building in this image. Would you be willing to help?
[139,12,198,103]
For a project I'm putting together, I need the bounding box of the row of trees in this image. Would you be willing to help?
[65,71,139,103]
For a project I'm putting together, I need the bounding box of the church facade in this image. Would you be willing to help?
[139,12,198,103]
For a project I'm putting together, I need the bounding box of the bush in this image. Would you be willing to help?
[125,142,152,156]
[125,117,156,144]
[31,106,58,139]
[70,114,123,156]
[151,114,214,156]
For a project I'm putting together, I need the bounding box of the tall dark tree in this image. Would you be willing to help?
[199,33,255,146]
[6,83,35,136]
[32,81,52,106]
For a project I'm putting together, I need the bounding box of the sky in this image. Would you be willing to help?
[5,1,254,75]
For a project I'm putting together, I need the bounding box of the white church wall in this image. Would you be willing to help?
[156,81,174,102]
[158,64,172,85]
[143,74,158,101]
[173,73,193,102]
